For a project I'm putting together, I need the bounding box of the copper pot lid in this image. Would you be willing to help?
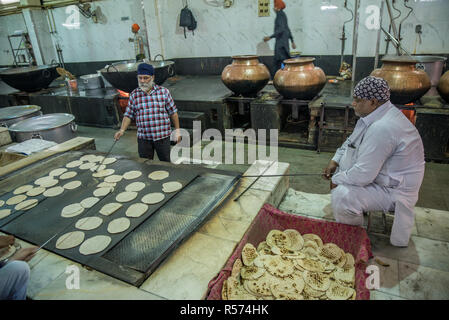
[9,113,75,132]
[284,57,315,64]
[381,55,418,63]
[0,105,41,121]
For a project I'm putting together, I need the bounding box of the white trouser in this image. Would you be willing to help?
[0,261,30,300]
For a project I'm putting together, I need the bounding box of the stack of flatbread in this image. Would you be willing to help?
[222,229,356,300]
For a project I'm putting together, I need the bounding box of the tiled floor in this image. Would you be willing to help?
[75,126,449,300]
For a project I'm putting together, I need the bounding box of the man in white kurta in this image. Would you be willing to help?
[323,76,425,247]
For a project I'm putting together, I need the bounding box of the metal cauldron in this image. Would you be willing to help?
[221,55,270,97]
[371,56,431,105]
[80,73,104,90]
[8,113,77,144]
[0,105,42,128]
[0,65,59,92]
[274,57,326,100]
[99,57,175,93]
[414,55,447,96]
[438,70,449,104]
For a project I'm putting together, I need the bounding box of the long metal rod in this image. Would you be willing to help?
[385,0,401,55]
[374,0,385,69]
[95,139,117,172]
[141,0,152,60]
[239,173,326,178]
[351,0,360,82]
[233,161,275,202]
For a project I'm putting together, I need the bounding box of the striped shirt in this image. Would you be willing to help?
[124,85,177,141]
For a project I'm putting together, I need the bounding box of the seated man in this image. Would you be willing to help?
[323,76,425,247]
[0,235,38,300]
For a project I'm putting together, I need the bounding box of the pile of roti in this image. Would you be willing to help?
[221,229,357,301]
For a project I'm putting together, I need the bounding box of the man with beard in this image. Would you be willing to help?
[114,63,180,162]
[322,76,425,247]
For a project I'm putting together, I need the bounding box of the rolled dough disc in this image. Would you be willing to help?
[90,164,106,172]
[35,176,58,188]
[93,155,105,163]
[123,170,142,180]
[75,216,103,231]
[92,169,115,178]
[14,199,38,211]
[116,191,137,203]
[66,160,83,168]
[93,187,113,197]
[63,180,82,190]
[107,217,131,234]
[0,200,4,207]
[49,168,68,177]
[79,162,96,170]
[148,170,169,181]
[99,202,122,216]
[97,182,116,188]
[79,235,111,255]
[56,231,85,250]
[13,185,34,195]
[43,186,64,197]
[125,182,146,192]
[6,194,27,206]
[61,203,85,218]
[162,181,183,193]
[80,197,100,209]
[60,171,77,180]
[104,175,123,183]
[80,154,97,162]
[141,192,165,205]
[0,209,12,220]
[102,157,117,165]
[26,187,46,197]
[126,203,149,218]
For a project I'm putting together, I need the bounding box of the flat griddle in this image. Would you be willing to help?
[0,151,239,286]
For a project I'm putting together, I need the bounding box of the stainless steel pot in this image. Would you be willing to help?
[80,73,104,90]
[414,55,447,96]
[0,105,42,128]
[8,113,77,144]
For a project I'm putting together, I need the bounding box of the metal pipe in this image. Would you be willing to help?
[141,0,152,60]
[385,0,401,55]
[374,0,385,69]
[351,0,360,82]
[398,0,413,41]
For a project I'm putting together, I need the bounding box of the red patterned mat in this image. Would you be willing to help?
[206,203,373,300]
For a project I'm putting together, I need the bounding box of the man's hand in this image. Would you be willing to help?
[0,235,14,249]
[114,130,124,141]
[322,160,339,180]
[174,129,181,144]
[10,246,38,262]
[292,41,297,49]
[263,36,271,42]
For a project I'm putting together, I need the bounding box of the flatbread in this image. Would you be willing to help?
[303,270,331,291]
[75,216,103,231]
[66,160,83,168]
[97,182,116,189]
[264,255,294,277]
[104,175,123,183]
[35,176,58,188]
[43,186,64,197]
[123,170,142,180]
[60,171,77,180]
[79,162,96,170]
[0,200,4,207]
[63,180,82,190]
[162,181,183,193]
[107,217,131,234]
[49,168,68,177]
[242,243,258,266]
[266,230,292,249]
[326,281,355,300]
[284,229,304,251]
[90,164,106,172]
[61,203,85,218]
[56,231,85,250]
[92,155,105,163]
[92,169,115,178]
[6,194,27,206]
[320,243,342,263]
[241,266,265,280]
[14,199,38,211]
[13,185,34,195]
[0,209,12,220]
[79,235,111,255]
[80,197,100,209]
[141,192,165,205]
[79,154,97,162]
[26,187,46,197]
[125,182,146,192]
[93,187,113,197]
[125,203,149,218]
[148,170,169,181]
[303,234,323,248]
[102,157,117,165]
[99,202,122,216]
[116,191,138,203]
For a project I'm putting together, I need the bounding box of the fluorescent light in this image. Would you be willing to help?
[0,0,20,5]
[321,5,338,10]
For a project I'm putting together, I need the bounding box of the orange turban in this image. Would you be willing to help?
[275,0,286,9]
[132,23,140,32]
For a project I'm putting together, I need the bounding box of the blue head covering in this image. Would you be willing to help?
[137,63,154,76]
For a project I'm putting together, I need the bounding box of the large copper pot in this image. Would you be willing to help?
[371,56,431,104]
[221,55,270,96]
[437,70,449,104]
[273,57,326,100]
